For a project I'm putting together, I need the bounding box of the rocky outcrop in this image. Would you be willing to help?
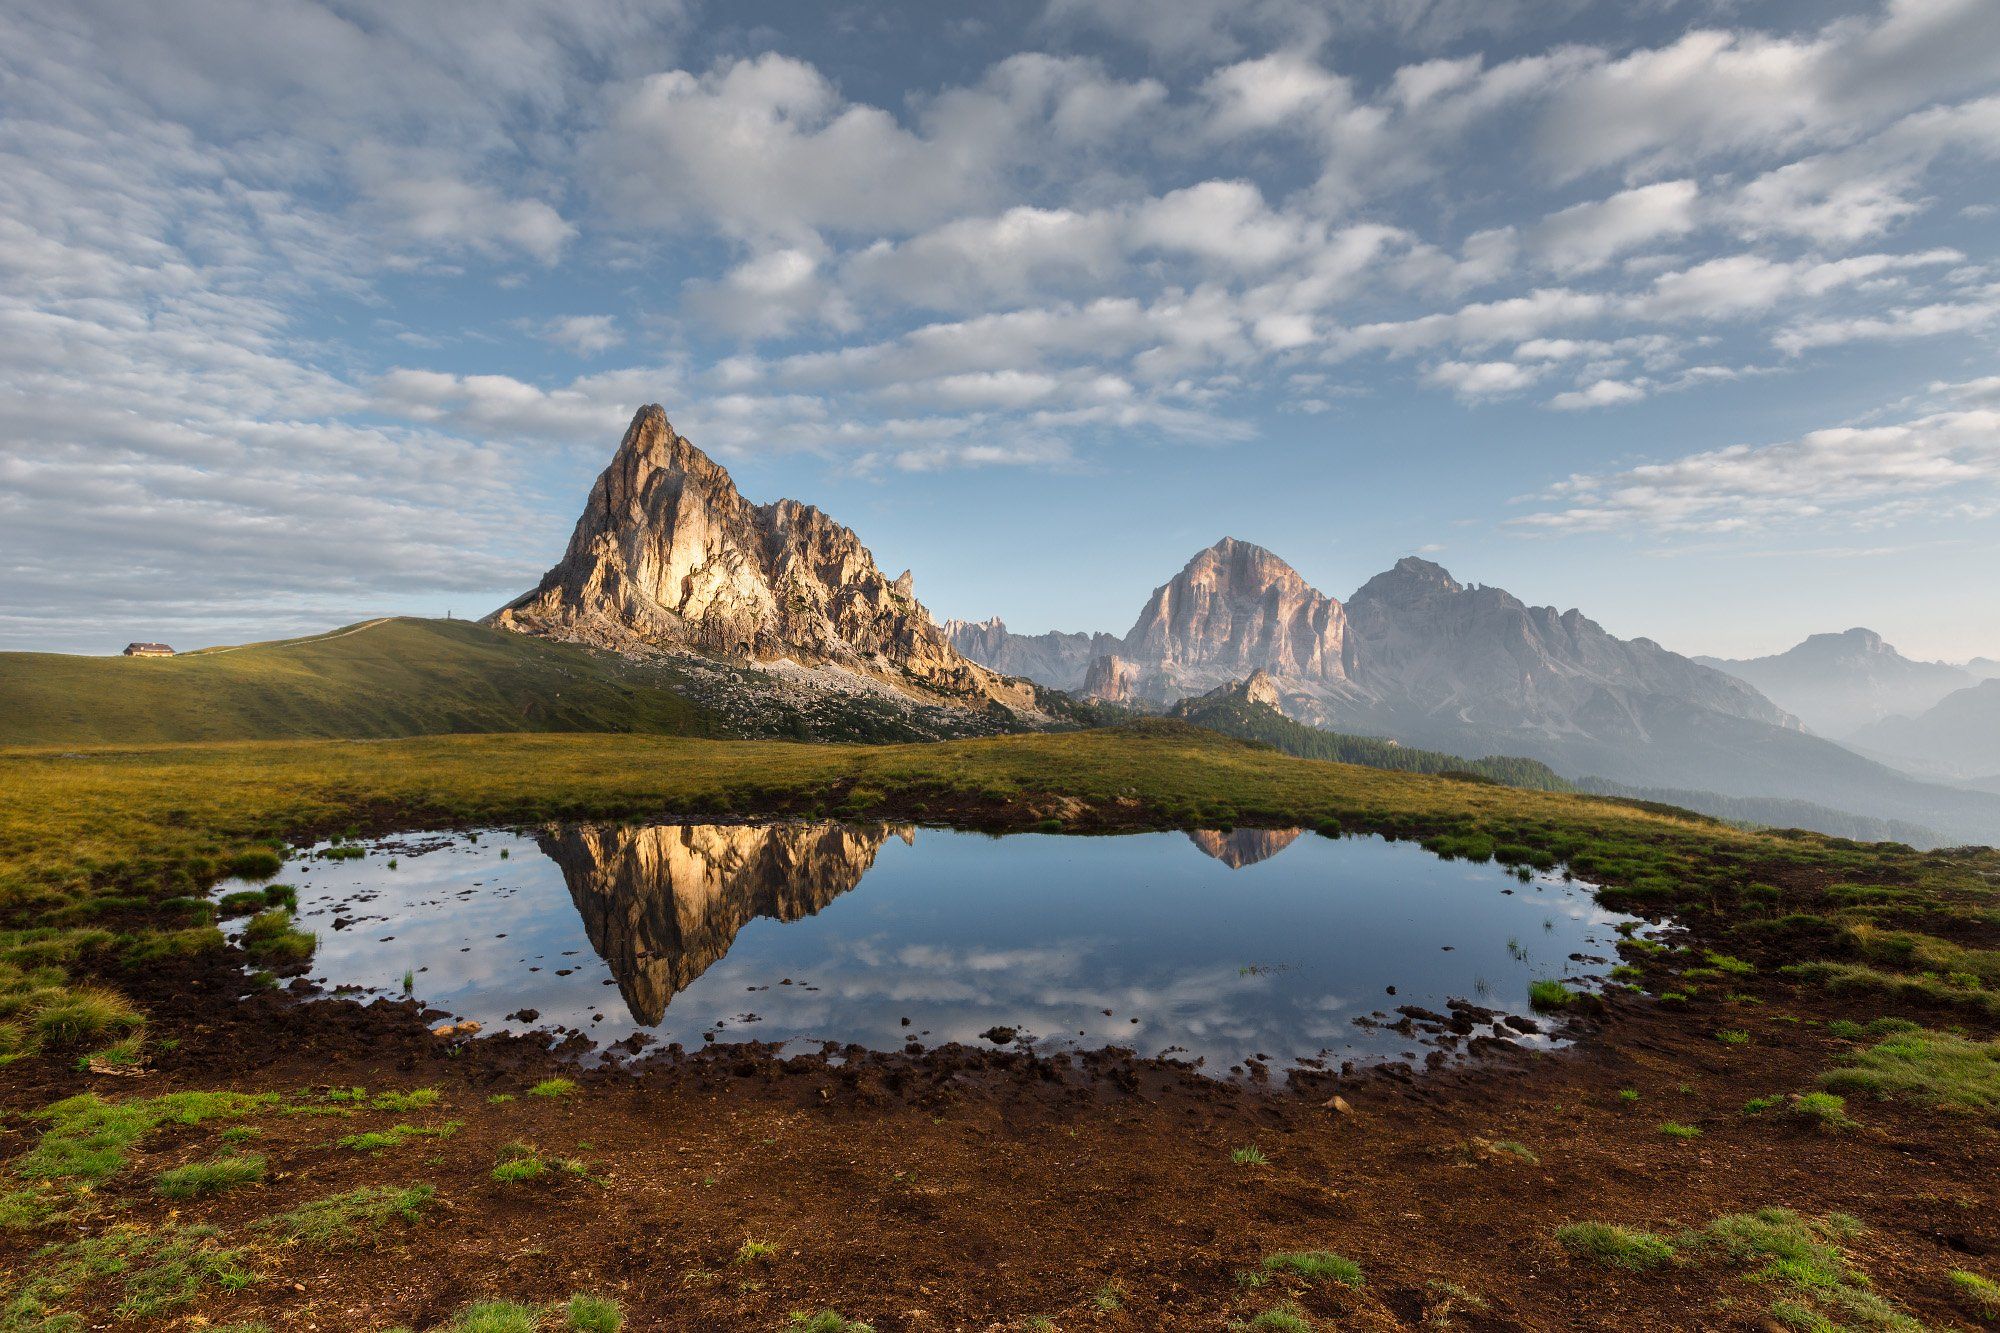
[1185,827,1302,869]
[493,405,1031,710]
[941,617,1119,691]
[1080,653,1146,704]
[538,821,909,1025]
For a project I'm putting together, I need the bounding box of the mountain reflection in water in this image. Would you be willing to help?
[540,822,910,1025]
[1184,828,1302,869]
[236,821,1647,1072]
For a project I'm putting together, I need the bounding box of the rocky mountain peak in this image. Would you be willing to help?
[1120,537,1350,688]
[492,404,1028,710]
[1352,555,1463,603]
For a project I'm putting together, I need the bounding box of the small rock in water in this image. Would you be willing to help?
[980,1026,1018,1044]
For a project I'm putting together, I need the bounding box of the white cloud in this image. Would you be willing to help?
[586,52,1161,242]
[1512,408,2000,534]
[1548,378,1648,410]
[540,315,622,357]
[1423,359,1544,399]
[1531,180,1699,273]
[1536,0,2000,178]
[1774,287,2000,353]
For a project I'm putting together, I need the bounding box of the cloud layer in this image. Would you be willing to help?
[2,0,1998,649]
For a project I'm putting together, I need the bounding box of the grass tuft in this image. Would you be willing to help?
[153,1152,266,1198]
[1555,1222,1680,1269]
[1262,1250,1364,1287]
[255,1182,436,1248]
[1820,1029,2000,1117]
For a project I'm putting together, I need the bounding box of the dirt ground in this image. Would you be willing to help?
[4,923,1995,1333]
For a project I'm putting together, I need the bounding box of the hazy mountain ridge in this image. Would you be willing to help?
[937,617,1117,692]
[1848,677,2000,780]
[1697,628,1974,737]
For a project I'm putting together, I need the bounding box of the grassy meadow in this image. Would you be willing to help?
[0,618,721,746]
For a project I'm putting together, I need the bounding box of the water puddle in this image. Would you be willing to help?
[216,823,1649,1074]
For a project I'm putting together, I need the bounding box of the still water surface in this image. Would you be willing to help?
[219,823,1645,1073]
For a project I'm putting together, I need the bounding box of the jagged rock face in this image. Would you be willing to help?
[538,821,909,1025]
[1340,557,1794,743]
[941,617,1119,691]
[1121,538,1350,694]
[494,405,1028,709]
[1080,653,1147,704]
[1186,827,1302,869]
[1698,627,1974,737]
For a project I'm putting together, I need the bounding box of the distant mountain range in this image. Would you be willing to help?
[1848,678,2000,782]
[947,540,2000,847]
[1696,628,1976,738]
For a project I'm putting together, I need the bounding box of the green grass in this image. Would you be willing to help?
[1951,1270,2000,1321]
[1555,1222,1680,1269]
[527,1077,578,1098]
[338,1121,460,1153]
[7,1222,255,1320]
[1559,1209,1921,1329]
[784,1304,872,1328]
[240,907,315,965]
[445,1300,539,1333]
[1529,979,1579,1010]
[1821,1029,2000,1116]
[1659,1121,1703,1139]
[1231,1144,1269,1167]
[787,1314,875,1333]
[490,1141,589,1185]
[153,1152,266,1198]
[1261,1250,1364,1287]
[14,1090,274,1184]
[565,1293,623,1332]
[0,617,722,746]
[254,1182,436,1248]
[1229,1306,1314,1331]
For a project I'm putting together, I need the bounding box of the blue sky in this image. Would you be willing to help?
[2,0,1997,659]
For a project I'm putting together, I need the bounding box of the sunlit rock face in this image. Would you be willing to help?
[1122,538,1352,694]
[493,404,1031,710]
[1185,827,1303,869]
[538,821,910,1024]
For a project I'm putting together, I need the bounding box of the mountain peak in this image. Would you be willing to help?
[491,403,1027,709]
[1353,555,1464,601]
[1122,539,1349,687]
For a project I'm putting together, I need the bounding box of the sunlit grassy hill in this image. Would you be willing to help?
[0,617,722,745]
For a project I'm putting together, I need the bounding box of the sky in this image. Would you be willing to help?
[3,0,1998,662]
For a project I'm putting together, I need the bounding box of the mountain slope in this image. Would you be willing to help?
[1170,672,1577,791]
[495,405,1030,713]
[0,617,722,746]
[1341,557,1792,742]
[1697,628,1972,736]
[1849,678,2000,779]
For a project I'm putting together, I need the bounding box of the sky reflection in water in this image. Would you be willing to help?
[223,823,1646,1073]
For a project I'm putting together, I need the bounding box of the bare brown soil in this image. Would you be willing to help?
[5,916,1996,1333]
